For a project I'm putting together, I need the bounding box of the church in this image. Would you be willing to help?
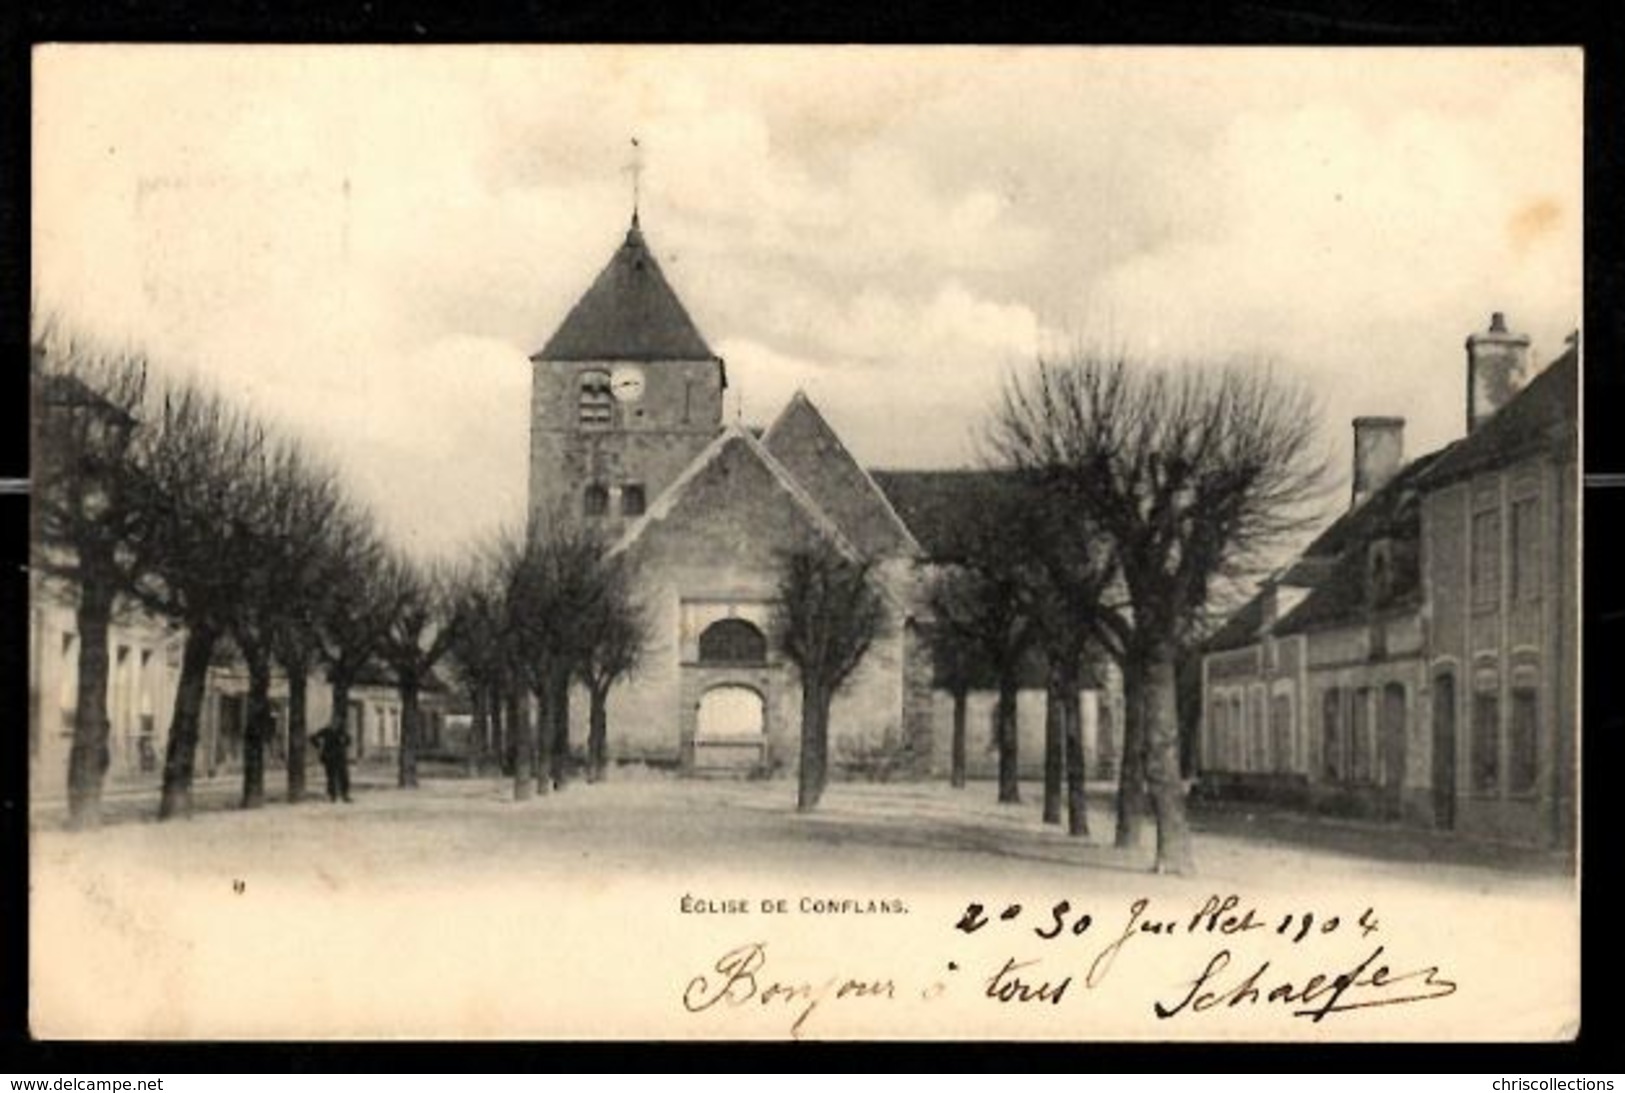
[529,214,1118,780]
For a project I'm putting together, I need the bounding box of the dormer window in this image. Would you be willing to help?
[578,370,613,427]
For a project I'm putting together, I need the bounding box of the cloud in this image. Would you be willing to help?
[32,45,1582,558]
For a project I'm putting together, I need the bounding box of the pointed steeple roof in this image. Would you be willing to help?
[534,218,716,362]
[761,391,921,559]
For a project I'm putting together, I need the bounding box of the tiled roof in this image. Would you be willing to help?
[1206,342,1576,647]
[868,469,1027,561]
[762,393,920,559]
[1204,589,1270,652]
[533,220,716,362]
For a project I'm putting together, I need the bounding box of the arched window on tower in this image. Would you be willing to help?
[583,484,609,517]
[578,370,612,427]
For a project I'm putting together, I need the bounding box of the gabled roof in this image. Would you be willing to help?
[607,424,862,562]
[533,219,717,363]
[761,392,921,559]
[869,469,1027,561]
[1421,344,1578,486]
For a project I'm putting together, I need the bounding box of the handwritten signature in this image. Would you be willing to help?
[1155,945,1457,1022]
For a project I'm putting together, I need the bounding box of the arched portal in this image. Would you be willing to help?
[693,684,767,772]
[696,685,765,740]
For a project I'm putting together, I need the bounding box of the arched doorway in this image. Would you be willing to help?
[694,685,767,771]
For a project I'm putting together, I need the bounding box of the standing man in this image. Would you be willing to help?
[310,720,352,803]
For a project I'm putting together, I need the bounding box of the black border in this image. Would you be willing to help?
[3,0,1620,1075]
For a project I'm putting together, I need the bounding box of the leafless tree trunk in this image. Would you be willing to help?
[1043,669,1064,825]
[549,671,570,790]
[241,647,273,809]
[529,683,552,796]
[1145,643,1194,873]
[949,687,968,789]
[159,626,217,820]
[1115,655,1149,849]
[511,691,533,802]
[995,676,1020,804]
[797,682,829,813]
[1060,661,1088,837]
[587,682,610,782]
[283,657,309,802]
[64,565,114,829]
[398,680,421,789]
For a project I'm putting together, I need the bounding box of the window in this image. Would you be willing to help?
[698,618,768,665]
[1230,695,1244,770]
[1249,688,1266,771]
[583,484,608,517]
[1209,694,1228,769]
[1381,682,1407,788]
[1511,497,1541,602]
[621,483,646,517]
[1322,688,1344,782]
[578,370,612,427]
[1350,688,1373,783]
[1509,685,1539,794]
[1271,693,1293,773]
[1471,690,1500,792]
[1471,509,1502,608]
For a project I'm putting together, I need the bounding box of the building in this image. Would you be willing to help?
[1199,314,1578,847]
[532,216,1113,779]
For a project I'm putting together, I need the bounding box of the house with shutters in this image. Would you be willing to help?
[1199,313,1578,848]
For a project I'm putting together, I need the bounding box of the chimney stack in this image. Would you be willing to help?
[1465,311,1530,433]
[1351,416,1405,509]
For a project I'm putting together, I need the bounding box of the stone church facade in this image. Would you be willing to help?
[530,216,1116,779]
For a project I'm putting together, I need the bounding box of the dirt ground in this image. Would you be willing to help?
[29,775,1579,1042]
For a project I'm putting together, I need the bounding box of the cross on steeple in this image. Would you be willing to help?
[624,136,644,226]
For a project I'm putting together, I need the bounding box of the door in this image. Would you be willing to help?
[1432,674,1456,829]
[1381,683,1407,818]
[694,685,766,771]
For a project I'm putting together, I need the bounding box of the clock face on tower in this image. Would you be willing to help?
[610,366,646,403]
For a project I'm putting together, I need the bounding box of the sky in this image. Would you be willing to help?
[32,46,1582,560]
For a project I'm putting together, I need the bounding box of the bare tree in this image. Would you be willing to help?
[228,441,345,809]
[771,543,887,812]
[377,557,460,790]
[1013,480,1117,837]
[926,541,1037,806]
[125,380,268,820]
[30,321,148,828]
[274,501,375,801]
[446,553,509,777]
[573,557,648,783]
[509,515,610,794]
[992,355,1327,874]
[313,518,395,769]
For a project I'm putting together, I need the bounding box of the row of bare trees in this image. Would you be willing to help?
[440,517,647,801]
[31,320,464,827]
[916,356,1326,874]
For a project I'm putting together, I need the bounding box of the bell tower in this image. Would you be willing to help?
[528,215,727,535]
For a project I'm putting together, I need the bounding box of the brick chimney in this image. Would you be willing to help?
[1351,416,1404,509]
[1465,311,1530,433]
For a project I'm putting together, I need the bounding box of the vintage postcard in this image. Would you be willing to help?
[27,45,1580,1041]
